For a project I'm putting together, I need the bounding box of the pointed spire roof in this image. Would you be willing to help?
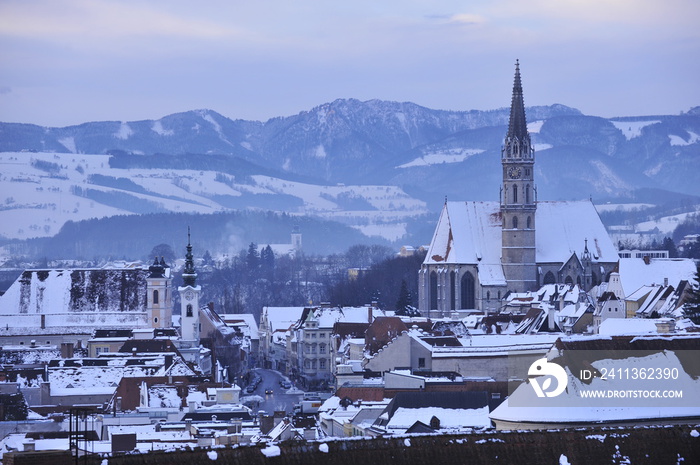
[182,227,197,287]
[507,59,529,141]
[502,60,533,159]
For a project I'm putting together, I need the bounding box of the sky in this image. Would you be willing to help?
[0,0,698,127]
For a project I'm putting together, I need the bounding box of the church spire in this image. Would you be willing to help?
[182,227,197,287]
[503,60,533,159]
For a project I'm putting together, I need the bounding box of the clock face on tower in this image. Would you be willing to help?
[508,166,522,179]
[184,290,194,301]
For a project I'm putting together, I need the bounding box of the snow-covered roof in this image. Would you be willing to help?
[386,406,490,430]
[0,268,149,318]
[262,307,305,332]
[424,200,618,270]
[490,345,700,425]
[597,318,660,335]
[618,258,696,298]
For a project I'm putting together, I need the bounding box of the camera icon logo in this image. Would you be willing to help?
[528,357,568,398]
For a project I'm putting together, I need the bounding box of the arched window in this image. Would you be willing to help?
[512,216,518,229]
[543,271,556,285]
[525,185,530,204]
[153,290,159,305]
[576,276,582,286]
[486,291,491,301]
[186,304,193,317]
[527,216,532,229]
[460,272,475,309]
[450,271,456,311]
[565,276,574,286]
[513,184,518,203]
[430,271,438,310]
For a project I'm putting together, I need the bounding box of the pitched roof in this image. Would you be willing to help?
[424,201,618,276]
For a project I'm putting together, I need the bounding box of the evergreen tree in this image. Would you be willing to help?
[245,242,259,281]
[683,264,700,324]
[395,279,420,317]
[395,279,412,315]
[661,237,678,258]
[261,245,275,280]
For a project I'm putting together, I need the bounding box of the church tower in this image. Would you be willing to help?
[178,228,201,344]
[501,60,537,293]
[147,256,172,328]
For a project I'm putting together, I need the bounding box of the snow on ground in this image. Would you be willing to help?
[610,120,661,140]
[0,151,428,242]
[595,203,655,212]
[669,131,700,146]
[114,122,133,140]
[635,211,697,235]
[151,120,174,136]
[527,121,544,134]
[397,149,484,168]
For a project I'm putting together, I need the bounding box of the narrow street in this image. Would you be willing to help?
[240,368,304,416]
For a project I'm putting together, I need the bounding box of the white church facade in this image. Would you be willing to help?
[418,62,619,316]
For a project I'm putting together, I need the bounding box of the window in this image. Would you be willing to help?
[311,333,316,338]
[429,271,438,310]
[320,359,326,370]
[418,357,426,368]
[527,216,531,229]
[319,333,325,338]
[186,304,193,317]
[154,317,159,324]
[512,216,518,229]
[513,184,518,203]
[153,290,159,304]
[311,343,317,353]
[319,343,326,354]
[525,185,530,204]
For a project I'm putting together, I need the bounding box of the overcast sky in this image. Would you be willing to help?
[1,0,698,127]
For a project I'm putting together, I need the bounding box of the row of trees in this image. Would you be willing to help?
[173,243,424,322]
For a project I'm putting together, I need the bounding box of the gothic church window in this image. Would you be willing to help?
[513,184,518,203]
[450,271,456,311]
[525,185,530,204]
[513,216,518,229]
[430,272,438,310]
[460,272,475,309]
[543,271,556,285]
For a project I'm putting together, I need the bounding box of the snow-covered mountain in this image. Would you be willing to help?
[1,100,699,252]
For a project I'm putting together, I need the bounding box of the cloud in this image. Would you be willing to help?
[446,13,487,25]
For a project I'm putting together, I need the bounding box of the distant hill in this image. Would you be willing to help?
[1,100,699,258]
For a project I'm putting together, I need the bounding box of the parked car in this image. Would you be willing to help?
[281,381,291,389]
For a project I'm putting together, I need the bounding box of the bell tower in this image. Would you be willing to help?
[501,60,537,293]
[178,228,201,344]
[147,256,172,328]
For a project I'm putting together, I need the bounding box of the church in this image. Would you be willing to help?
[418,62,619,316]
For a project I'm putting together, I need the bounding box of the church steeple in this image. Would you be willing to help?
[182,227,197,287]
[503,60,533,160]
[501,60,537,294]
